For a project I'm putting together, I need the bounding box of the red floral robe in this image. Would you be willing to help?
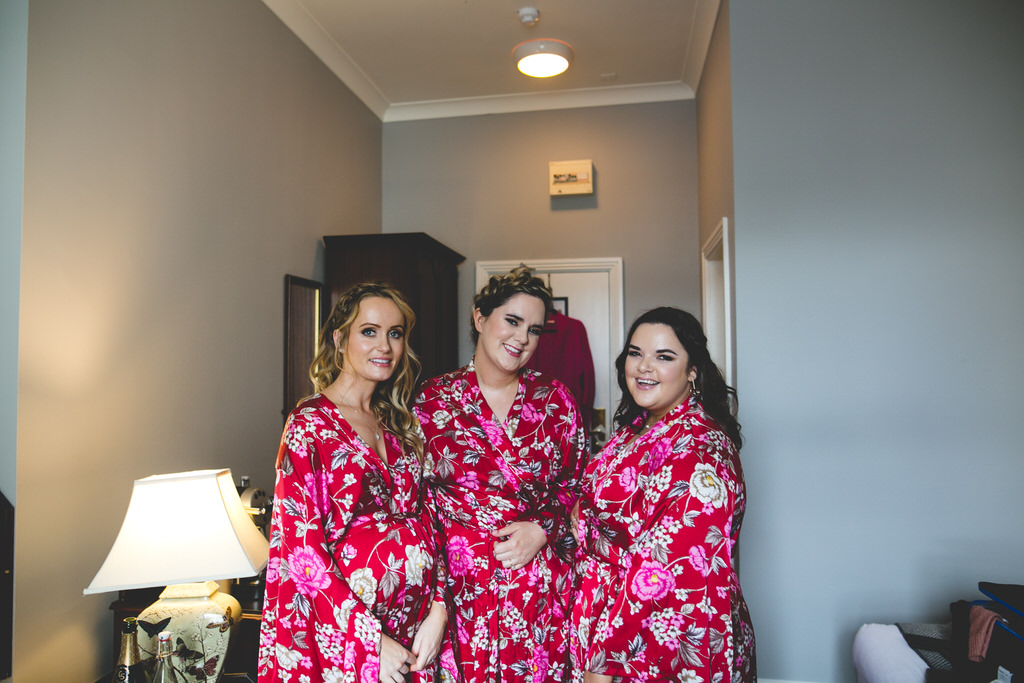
[571,395,756,683]
[415,363,588,683]
[258,394,457,683]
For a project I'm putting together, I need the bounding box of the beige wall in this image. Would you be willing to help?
[382,101,700,364]
[18,1,381,679]
[696,0,733,249]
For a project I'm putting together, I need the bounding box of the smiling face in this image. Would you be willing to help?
[334,296,406,385]
[624,322,697,424]
[472,292,547,376]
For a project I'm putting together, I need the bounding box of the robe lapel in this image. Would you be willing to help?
[326,398,394,489]
[462,365,529,492]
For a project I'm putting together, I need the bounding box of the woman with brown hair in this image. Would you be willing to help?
[571,307,756,683]
[415,266,588,683]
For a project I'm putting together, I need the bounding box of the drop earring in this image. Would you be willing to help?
[332,330,345,370]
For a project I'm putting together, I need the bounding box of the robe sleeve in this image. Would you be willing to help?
[528,380,588,562]
[586,435,738,681]
[577,512,630,569]
[418,436,451,610]
[576,427,634,569]
[259,409,384,682]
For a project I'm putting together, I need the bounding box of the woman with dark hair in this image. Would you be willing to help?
[570,307,756,683]
[259,282,457,683]
[415,266,588,683]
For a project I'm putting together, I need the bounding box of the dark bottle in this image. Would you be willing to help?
[151,630,181,683]
[112,617,143,682]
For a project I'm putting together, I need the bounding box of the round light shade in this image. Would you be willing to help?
[513,39,573,78]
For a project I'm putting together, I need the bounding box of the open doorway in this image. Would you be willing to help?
[701,217,736,387]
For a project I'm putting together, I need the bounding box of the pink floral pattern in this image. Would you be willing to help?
[416,364,587,683]
[571,395,756,683]
[288,545,332,596]
[258,394,458,683]
[688,545,711,577]
[361,655,380,683]
[446,536,475,577]
[631,561,675,601]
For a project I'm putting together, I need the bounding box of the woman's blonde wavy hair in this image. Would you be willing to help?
[309,282,423,463]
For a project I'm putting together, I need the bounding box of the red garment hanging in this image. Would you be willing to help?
[526,311,596,432]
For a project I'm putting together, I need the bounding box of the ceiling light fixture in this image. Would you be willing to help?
[513,39,574,78]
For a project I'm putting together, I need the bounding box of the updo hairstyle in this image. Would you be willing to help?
[470,265,553,345]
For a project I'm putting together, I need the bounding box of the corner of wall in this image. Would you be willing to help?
[0,0,28,504]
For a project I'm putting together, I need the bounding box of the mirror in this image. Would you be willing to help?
[283,275,323,419]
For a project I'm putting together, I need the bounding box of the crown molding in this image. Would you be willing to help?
[262,0,389,119]
[383,82,693,122]
[682,0,721,95]
[264,0,709,123]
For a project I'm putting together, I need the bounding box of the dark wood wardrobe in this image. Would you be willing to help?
[322,233,465,384]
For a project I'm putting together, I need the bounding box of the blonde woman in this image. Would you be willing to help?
[259,282,456,683]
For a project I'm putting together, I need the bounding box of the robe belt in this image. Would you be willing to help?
[432,488,544,531]
[357,499,422,521]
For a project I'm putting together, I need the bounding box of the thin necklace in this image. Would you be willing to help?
[331,390,381,442]
[338,404,381,441]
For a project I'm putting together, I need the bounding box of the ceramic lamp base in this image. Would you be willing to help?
[136,580,241,683]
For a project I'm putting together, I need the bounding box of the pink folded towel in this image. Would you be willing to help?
[968,604,1000,662]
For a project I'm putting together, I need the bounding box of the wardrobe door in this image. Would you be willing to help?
[323,233,464,383]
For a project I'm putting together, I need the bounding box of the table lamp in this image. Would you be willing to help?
[84,469,270,683]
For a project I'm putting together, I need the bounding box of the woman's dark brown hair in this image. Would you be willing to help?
[613,307,742,449]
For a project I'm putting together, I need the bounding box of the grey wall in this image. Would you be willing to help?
[729,2,1024,681]
[18,1,381,679]
[0,0,27,505]
[382,102,699,364]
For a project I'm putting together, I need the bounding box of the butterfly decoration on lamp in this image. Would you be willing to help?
[84,469,270,683]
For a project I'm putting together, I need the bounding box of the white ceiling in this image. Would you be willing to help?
[262,0,721,122]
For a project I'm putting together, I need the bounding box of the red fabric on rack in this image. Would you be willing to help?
[968,604,1000,662]
[525,311,595,431]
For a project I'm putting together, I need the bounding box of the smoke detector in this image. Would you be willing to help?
[517,7,540,27]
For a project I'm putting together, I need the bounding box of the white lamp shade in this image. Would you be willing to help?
[84,469,270,594]
[513,39,573,78]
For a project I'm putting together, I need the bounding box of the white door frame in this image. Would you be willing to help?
[701,217,736,387]
[476,257,625,432]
